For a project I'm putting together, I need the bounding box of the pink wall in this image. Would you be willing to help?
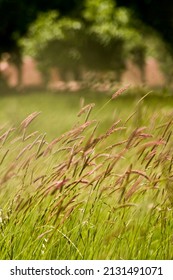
[0,56,165,89]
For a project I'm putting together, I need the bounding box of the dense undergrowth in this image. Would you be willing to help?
[0,88,173,259]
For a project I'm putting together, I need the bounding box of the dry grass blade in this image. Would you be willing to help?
[16,144,31,160]
[126,127,147,148]
[104,149,126,177]
[0,149,9,165]
[139,133,153,140]
[60,206,75,225]
[83,122,100,151]
[105,140,128,150]
[125,110,137,124]
[45,121,95,152]
[125,177,143,200]
[83,163,103,177]
[46,179,69,195]
[36,133,47,158]
[0,163,16,184]
[33,175,47,184]
[66,145,77,169]
[24,131,39,141]
[136,91,152,106]
[69,120,95,137]
[19,152,35,170]
[43,137,63,156]
[0,128,15,146]
[113,203,137,210]
[77,103,95,117]
[111,84,130,99]
[105,120,125,137]
[29,135,43,150]
[20,112,41,130]
[145,153,157,169]
[161,118,173,138]
[106,126,126,137]
[37,229,53,239]
[126,169,150,181]
[139,140,166,151]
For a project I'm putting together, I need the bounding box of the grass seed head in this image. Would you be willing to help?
[111,84,130,99]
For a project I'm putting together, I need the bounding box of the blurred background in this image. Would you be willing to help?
[0,0,173,137]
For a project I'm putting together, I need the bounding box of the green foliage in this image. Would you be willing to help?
[0,0,84,55]
[20,0,149,83]
[21,11,82,56]
[1,0,173,87]
[83,0,115,24]
[83,0,141,46]
[20,11,83,82]
[81,0,147,80]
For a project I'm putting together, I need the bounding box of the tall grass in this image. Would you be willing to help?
[0,89,173,260]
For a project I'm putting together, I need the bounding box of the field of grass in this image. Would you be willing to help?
[0,88,173,259]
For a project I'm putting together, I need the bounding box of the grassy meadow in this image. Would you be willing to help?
[0,88,173,260]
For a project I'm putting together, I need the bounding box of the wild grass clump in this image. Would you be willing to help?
[0,89,173,260]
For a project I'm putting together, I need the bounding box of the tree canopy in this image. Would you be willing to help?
[1,0,173,86]
[19,0,150,83]
[0,0,82,55]
[1,0,173,57]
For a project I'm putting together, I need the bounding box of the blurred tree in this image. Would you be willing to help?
[20,11,83,84]
[0,0,83,86]
[0,0,83,53]
[81,0,147,81]
[1,0,173,87]
[1,0,173,57]
[116,0,173,85]
[21,0,147,84]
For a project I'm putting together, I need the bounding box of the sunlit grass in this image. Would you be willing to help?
[0,89,173,260]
